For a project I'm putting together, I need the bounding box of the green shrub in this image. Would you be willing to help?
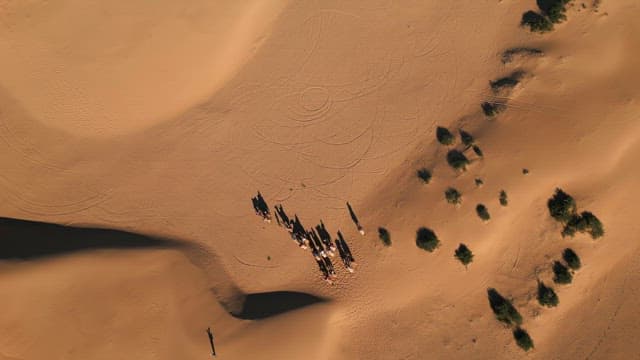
[416,227,440,252]
[472,145,484,157]
[454,244,474,266]
[476,204,491,221]
[562,248,581,270]
[447,150,470,171]
[459,130,474,146]
[547,188,577,223]
[378,227,391,246]
[499,190,508,206]
[521,11,554,33]
[537,281,559,307]
[553,261,573,284]
[513,328,534,351]
[445,187,462,205]
[437,126,455,145]
[487,288,523,326]
[417,168,432,184]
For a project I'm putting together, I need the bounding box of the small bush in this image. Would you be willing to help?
[437,126,455,145]
[459,130,474,146]
[481,102,507,117]
[562,248,581,270]
[521,11,553,33]
[475,178,484,187]
[447,150,470,171]
[553,261,573,284]
[487,288,523,326]
[445,187,462,205]
[499,190,508,206]
[476,204,491,221]
[472,145,484,157]
[416,227,439,252]
[454,244,474,266]
[547,188,577,223]
[378,227,391,246]
[513,328,534,351]
[522,168,530,175]
[537,281,559,307]
[417,168,432,184]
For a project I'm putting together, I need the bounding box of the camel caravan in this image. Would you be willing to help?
[252,192,359,284]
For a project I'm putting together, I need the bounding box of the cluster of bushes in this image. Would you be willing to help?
[487,288,534,351]
[552,248,581,284]
[547,188,604,239]
[521,0,572,33]
[435,126,483,171]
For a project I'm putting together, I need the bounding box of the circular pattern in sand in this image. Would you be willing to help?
[300,87,330,111]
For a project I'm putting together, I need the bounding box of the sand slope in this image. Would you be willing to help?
[1,0,639,359]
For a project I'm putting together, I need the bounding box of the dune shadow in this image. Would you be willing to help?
[230,291,326,320]
[0,217,182,260]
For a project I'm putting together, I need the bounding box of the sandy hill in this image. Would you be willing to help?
[1,0,639,359]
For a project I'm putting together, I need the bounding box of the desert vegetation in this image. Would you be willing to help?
[378,227,391,246]
[562,248,581,270]
[481,102,507,117]
[490,71,525,94]
[446,150,470,171]
[547,188,604,239]
[513,327,534,351]
[459,130,474,146]
[454,244,474,267]
[537,281,559,307]
[487,288,522,326]
[499,190,508,206]
[436,126,455,145]
[522,0,572,33]
[476,204,490,221]
[501,47,544,64]
[445,187,462,205]
[416,227,439,252]
[416,168,432,184]
[553,261,573,284]
[475,178,484,187]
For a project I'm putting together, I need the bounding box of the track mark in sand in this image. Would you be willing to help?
[0,174,111,217]
[233,254,280,269]
[0,117,68,172]
[585,256,639,359]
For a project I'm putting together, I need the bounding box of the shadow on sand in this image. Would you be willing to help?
[0,216,182,260]
[230,291,326,320]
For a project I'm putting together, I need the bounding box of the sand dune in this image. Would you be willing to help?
[1,0,639,359]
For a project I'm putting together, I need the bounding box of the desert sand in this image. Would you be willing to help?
[1,0,639,359]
